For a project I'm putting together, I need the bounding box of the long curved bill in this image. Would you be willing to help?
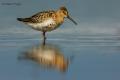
[67,15,77,25]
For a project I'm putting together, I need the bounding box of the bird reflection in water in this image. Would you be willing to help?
[19,43,70,72]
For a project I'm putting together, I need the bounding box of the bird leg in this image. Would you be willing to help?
[42,31,46,45]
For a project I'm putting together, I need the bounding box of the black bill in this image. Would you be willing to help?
[67,16,77,25]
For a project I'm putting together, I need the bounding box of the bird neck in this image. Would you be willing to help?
[54,11,65,24]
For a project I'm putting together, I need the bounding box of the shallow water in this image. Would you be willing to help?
[0,34,120,80]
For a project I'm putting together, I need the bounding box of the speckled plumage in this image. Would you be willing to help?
[30,10,55,23]
[17,10,62,32]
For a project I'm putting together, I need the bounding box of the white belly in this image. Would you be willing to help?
[27,18,55,30]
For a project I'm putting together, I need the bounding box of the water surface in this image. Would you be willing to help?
[0,33,120,80]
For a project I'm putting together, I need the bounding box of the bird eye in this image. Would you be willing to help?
[63,11,67,15]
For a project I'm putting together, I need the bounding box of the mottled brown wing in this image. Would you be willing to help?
[29,10,55,23]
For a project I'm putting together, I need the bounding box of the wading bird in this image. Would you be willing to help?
[17,6,77,43]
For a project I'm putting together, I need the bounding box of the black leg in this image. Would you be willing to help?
[42,31,46,45]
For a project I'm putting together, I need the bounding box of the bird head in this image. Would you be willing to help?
[59,6,77,25]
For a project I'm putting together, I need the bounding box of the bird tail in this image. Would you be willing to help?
[17,18,31,22]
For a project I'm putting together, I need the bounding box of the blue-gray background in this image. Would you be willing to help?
[0,0,120,80]
[0,0,120,35]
